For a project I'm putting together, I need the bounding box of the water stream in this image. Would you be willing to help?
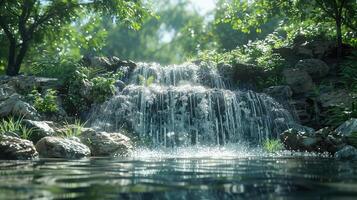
[91,62,302,147]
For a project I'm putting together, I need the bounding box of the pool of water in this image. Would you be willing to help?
[0,147,357,200]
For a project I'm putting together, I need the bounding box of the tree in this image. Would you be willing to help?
[221,0,357,58]
[0,0,149,76]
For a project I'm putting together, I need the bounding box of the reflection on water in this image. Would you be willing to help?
[0,147,357,200]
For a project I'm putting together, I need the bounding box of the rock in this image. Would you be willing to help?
[0,94,39,119]
[295,59,330,79]
[87,56,112,68]
[319,89,353,108]
[8,75,61,92]
[0,84,16,101]
[36,137,90,159]
[283,68,314,94]
[280,129,316,152]
[280,128,341,153]
[335,118,357,137]
[264,85,293,99]
[23,120,56,143]
[0,135,38,160]
[335,145,357,160]
[295,46,313,58]
[114,80,126,91]
[80,128,133,157]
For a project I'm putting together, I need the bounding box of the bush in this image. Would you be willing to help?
[263,139,284,153]
[0,117,33,140]
[196,32,287,89]
[29,89,59,114]
[24,54,80,84]
[64,66,124,115]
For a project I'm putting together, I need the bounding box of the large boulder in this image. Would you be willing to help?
[335,118,357,137]
[80,128,133,157]
[283,68,314,94]
[335,145,357,160]
[36,137,91,159]
[295,59,329,79]
[0,135,38,160]
[0,94,39,119]
[23,120,56,143]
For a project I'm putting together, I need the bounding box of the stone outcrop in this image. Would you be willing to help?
[0,94,39,119]
[80,128,133,157]
[0,135,38,160]
[36,136,91,159]
[23,120,56,143]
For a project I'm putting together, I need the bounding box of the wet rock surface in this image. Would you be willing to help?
[0,135,38,160]
[80,128,133,157]
[280,127,344,154]
[23,120,56,143]
[335,145,357,160]
[36,136,90,159]
[335,118,357,137]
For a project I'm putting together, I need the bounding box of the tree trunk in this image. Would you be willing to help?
[5,41,29,76]
[335,17,343,60]
[5,40,18,76]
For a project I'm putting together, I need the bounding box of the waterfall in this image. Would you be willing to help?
[91,62,301,147]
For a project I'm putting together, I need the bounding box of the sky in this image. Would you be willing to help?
[189,0,216,15]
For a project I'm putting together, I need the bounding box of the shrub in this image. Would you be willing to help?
[30,89,59,114]
[91,76,116,103]
[24,54,80,84]
[263,139,284,153]
[64,66,124,115]
[196,32,287,89]
[0,117,33,140]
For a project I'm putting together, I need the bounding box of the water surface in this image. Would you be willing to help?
[0,147,356,200]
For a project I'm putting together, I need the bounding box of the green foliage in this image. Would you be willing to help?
[30,89,59,114]
[197,32,287,89]
[91,76,116,103]
[340,51,357,93]
[102,0,213,64]
[64,66,123,115]
[324,104,357,128]
[24,54,81,84]
[0,117,33,140]
[263,139,284,153]
[0,0,150,75]
[59,119,86,137]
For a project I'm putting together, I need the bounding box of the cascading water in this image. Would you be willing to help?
[91,62,301,147]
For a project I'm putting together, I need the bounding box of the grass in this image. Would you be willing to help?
[59,119,87,137]
[263,139,284,153]
[0,116,33,140]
